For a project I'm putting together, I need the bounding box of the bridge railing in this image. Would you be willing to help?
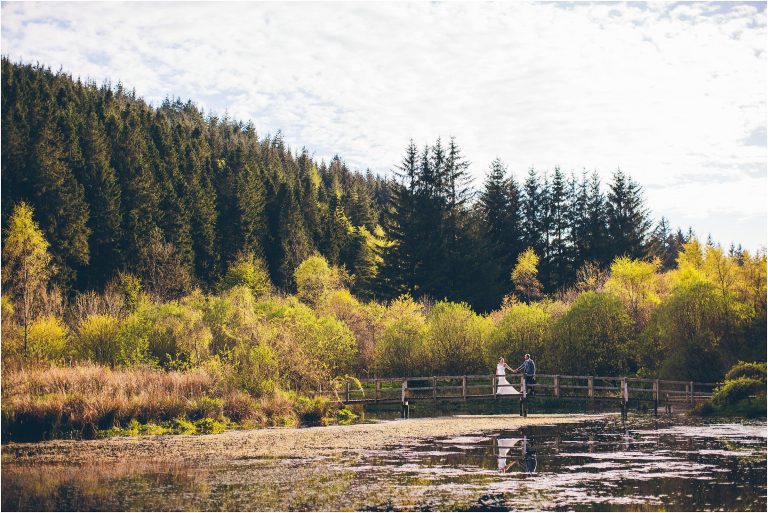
[310,374,717,407]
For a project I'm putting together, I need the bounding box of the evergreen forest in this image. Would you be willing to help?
[2,59,765,440]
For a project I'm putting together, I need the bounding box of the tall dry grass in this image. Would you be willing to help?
[1,362,337,440]
[1,363,247,440]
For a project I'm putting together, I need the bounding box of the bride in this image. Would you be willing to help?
[496,357,521,395]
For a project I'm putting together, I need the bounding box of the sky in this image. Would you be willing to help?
[2,1,766,250]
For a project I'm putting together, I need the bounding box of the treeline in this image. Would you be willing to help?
[2,200,765,438]
[1,59,740,312]
[1,59,387,299]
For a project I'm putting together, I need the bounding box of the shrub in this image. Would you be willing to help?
[194,417,227,435]
[424,301,489,375]
[295,255,342,305]
[376,295,426,377]
[223,391,260,423]
[27,316,70,362]
[724,361,767,382]
[145,302,212,368]
[220,252,272,298]
[551,292,633,376]
[76,314,121,366]
[230,343,281,396]
[487,303,550,370]
[259,390,298,427]
[295,395,332,424]
[336,407,358,425]
[115,312,153,365]
[712,377,765,406]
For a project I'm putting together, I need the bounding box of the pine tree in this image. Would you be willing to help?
[606,168,651,260]
[545,166,570,289]
[30,121,91,286]
[521,168,543,256]
[80,112,123,288]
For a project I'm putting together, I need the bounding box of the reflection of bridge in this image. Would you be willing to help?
[314,374,717,417]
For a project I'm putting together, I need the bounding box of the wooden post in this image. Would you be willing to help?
[685,383,690,404]
[493,374,497,399]
[375,379,380,402]
[653,379,659,417]
[401,378,408,419]
[621,377,628,421]
[588,376,594,411]
[690,381,695,406]
[520,374,527,417]
[433,376,437,401]
[553,375,560,398]
[462,376,467,400]
[345,381,350,402]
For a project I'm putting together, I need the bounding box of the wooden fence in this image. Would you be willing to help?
[312,373,717,417]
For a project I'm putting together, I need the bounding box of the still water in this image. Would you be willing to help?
[2,416,766,511]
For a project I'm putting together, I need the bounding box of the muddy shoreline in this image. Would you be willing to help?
[3,414,603,464]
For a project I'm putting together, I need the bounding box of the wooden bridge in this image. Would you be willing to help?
[314,374,717,418]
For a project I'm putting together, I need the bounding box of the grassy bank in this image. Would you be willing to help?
[1,363,356,442]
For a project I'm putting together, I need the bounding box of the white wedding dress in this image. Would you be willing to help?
[496,364,521,395]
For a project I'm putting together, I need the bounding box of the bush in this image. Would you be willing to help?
[724,361,767,382]
[220,252,272,298]
[27,316,70,362]
[551,292,633,376]
[145,302,212,368]
[295,255,342,305]
[295,395,332,424]
[712,377,765,406]
[76,314,121,366]
[376,295,426,377]
[487,303,550,370]
[194,417,227,435]
[424,301,489,375]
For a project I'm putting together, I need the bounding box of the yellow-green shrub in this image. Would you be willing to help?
[487,302,550,369]
[27,315,69,362]
[76,314,121,366]
[424,301,489,375]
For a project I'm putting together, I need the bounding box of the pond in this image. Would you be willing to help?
[2,415,765,511]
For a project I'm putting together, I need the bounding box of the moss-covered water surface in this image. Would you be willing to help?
[2,415,765,511]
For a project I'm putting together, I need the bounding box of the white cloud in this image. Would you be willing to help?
[1,0,766,249]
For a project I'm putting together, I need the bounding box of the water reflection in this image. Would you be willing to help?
[496,437,537,475]
[2,417,766,511]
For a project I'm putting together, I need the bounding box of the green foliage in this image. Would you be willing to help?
[551,292,633,376]
[144,301,213,368]
[488,302,550,367]
[423,301,489,375]
[641,279,727,382]
[724,361,767,382]
[1,202,53,355]
[512,248,543,303]
[336,407,359,425]
[375,295,426,377]
[295,255,341,305]
[194,417,227,435]
[220,252,272,298]
[27,315,70,362]
[117,273,144,313]
[712,377,765,406]
[75,314,121,366]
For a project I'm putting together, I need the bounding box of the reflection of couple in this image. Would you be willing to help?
[496,355,536,396]
[497,436,537,474]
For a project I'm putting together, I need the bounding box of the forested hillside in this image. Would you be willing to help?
[1,59,726,311]
[2,60,765,439]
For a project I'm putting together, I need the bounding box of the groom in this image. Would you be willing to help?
[515,354,536,396]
